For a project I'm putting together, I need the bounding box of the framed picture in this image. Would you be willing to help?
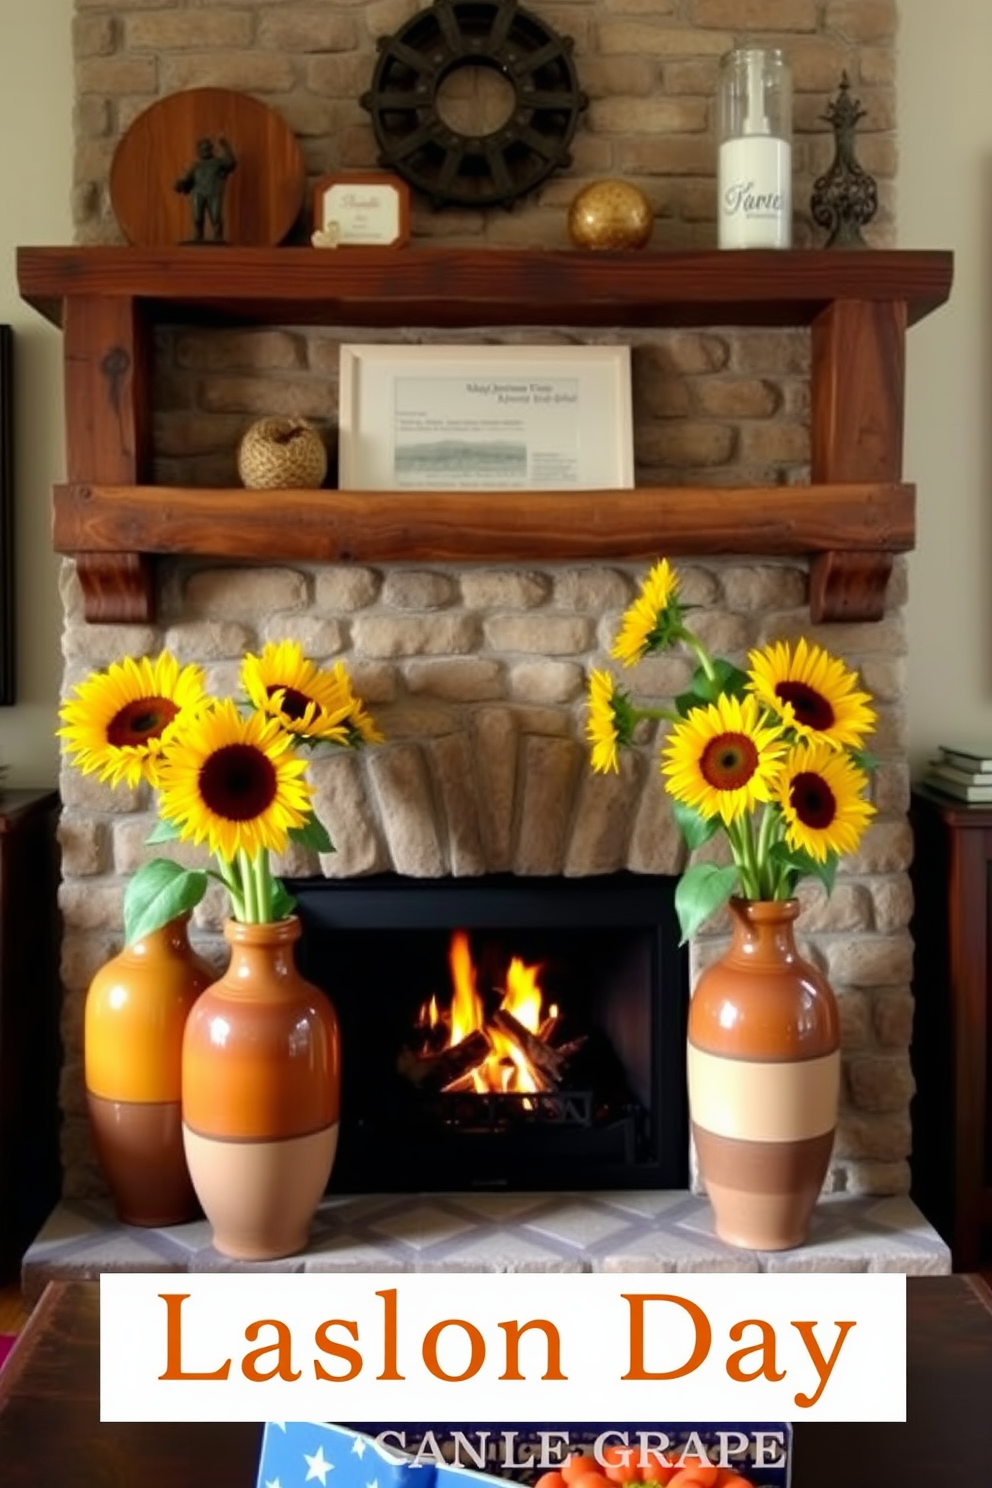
[0,326,12,706]
[338,344,633,491]
[312,172,410,248]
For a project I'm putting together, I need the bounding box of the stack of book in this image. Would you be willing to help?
[925,744,992,802]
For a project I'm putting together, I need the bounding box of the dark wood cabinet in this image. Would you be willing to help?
[910,785,992,1268]
[0,788,61,1281]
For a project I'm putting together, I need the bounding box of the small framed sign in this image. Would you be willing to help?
[312,172,410,248]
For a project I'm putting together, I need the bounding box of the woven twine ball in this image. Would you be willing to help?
[237,417,328,489]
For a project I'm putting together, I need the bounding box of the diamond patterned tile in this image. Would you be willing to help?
[521,1200,634,1250]
[305,1232,413,1272]
[432,1229,590,1272]
[442,1192,550,1224]
[365,1199,479,1251]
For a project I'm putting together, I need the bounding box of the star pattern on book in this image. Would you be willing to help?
[352,1438,367,1458]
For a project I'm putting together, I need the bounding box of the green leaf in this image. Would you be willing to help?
[851,747,881,774]
[671,797,719,852]
[270,877,297,922]
[674,862,740,943]
[768,841,839,897]
[124,859,208,945]
[675,659,750,716]
[145,817,182,844]
[288,815,334,854]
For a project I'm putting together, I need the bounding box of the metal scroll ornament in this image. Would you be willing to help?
[810,72,879,249]
[360,0,587,210]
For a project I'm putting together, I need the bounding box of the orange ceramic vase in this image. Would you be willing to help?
[85,915,213,1226]
[687,898,841,1251]
[181,916,341,1261]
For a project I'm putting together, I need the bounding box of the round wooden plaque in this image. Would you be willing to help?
[109,88,306,248]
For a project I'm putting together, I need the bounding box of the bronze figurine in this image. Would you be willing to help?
[175,136,237,244]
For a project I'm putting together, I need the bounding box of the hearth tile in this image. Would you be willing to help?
[440,1193,551,1224]
[520,1200,634,1250]
[594,1228,761,1273]
[427,1228,590,1272]
[305,1232,411,1272]
[21,1202,188,1302]
[364,1199,479,1251]
[593,1190,697,1221]
[188,1250,307,1274]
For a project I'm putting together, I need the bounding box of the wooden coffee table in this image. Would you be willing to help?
[1,1277,991,1486]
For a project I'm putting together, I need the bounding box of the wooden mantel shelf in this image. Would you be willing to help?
[19,245,952,330]
[17,244,954,625]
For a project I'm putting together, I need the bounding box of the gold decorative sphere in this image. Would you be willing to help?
[567,179,654,251]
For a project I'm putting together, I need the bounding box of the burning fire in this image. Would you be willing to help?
[418,930,559,1095]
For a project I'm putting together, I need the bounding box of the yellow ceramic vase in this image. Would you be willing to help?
[181,916,341,1261]
[85,915,213,1226]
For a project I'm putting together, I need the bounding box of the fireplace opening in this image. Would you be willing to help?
[286,872,689,1192]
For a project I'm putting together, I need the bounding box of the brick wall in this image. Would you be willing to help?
[60,0,908,1203]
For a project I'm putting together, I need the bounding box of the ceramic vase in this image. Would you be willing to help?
[85,915,213,1226]
[181,916,340,1261]
[688,897,840,1251]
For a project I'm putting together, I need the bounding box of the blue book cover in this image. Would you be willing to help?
[256,1422,793,1488]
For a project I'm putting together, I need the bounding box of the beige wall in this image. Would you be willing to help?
[0,0,986,788]
[0,0,73,787]
[900,0,992,768]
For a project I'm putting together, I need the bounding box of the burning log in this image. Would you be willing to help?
[491,1007,570,1087]
[397,1029,492,1091]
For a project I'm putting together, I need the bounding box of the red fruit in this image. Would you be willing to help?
[562,1456,603,1486]
[534,1473,568,1488]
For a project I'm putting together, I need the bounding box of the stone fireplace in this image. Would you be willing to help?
[24,0,947,1283]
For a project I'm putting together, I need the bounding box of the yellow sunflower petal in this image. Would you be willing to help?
[156,698,313,863]
[661,691,787,825]
[586,668,622,773]
[747,637,876,751]
[57,652,208,789]
[241,643,381,745]
[776,740,876,861]
[611,559,681,668]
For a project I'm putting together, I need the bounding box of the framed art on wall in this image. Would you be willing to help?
[338,344,634,492]
[0,326,13,706]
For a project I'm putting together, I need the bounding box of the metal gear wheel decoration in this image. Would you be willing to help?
[360,0,588,210]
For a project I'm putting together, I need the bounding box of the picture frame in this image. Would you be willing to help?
[312,172,410,248]
[0,326,13,706]
[338,344,634,491]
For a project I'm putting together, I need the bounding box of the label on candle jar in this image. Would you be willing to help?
[718,137,792,249]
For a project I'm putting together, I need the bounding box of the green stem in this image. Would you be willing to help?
[726,818,757,900]
[681,627,718,684]
[634,706,682,725]
[754,803,778,899]
[214,854,246,921]
[254,849,273,924]
[238,849,257,922]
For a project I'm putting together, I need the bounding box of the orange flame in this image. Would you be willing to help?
[422,931,554,1094]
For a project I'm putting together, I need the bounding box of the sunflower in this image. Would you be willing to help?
[661,692,786,825]
[611,558,683,668]
[586,669,638,773]
[241,641,374,745]
[156,698,314,863]
[776,740,876,862]
[58,652,207,788]
[747,637,876,751]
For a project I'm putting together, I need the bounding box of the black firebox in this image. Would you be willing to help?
[285,872,689,1193]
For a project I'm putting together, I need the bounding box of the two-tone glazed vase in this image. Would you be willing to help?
[688,897,840,1251]
[181,916,341,1261]
[85,914,213,1226]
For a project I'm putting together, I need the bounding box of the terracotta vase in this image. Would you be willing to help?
[688,897,841,1251]
[85,915,213,1226]
[181,916,340,1261]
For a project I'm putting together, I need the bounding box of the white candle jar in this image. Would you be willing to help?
[717,47,792,249]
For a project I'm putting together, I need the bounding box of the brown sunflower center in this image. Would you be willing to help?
[776,681,835,731]
[267,684,315,722]
[106,696,179,748]
[198,743,278,822]
[789,771,837,829]
[699,732,758,791]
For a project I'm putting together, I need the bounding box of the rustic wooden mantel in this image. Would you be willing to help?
[17,245,953,624]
